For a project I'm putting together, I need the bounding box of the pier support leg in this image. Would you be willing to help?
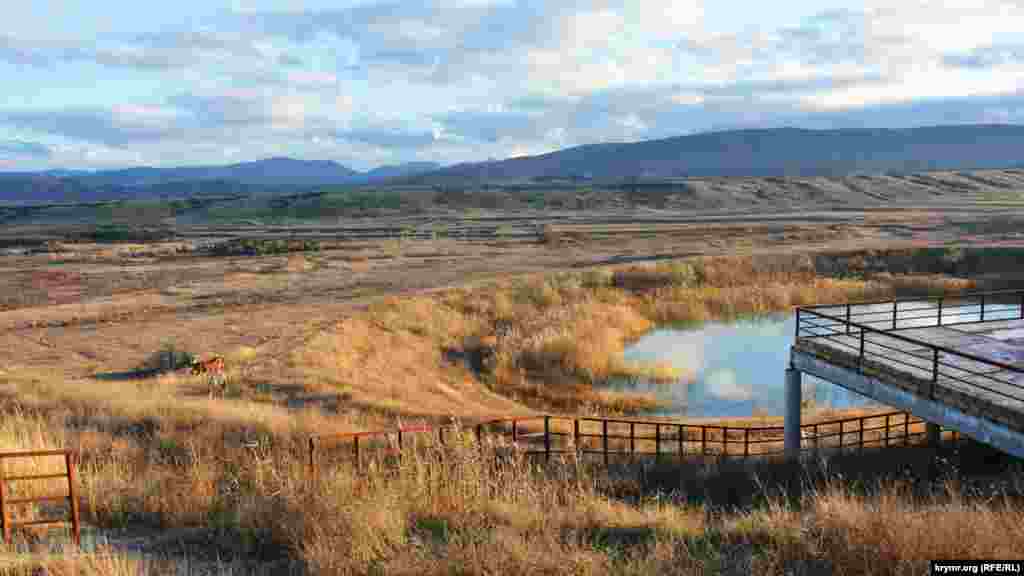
[785,367,803,459]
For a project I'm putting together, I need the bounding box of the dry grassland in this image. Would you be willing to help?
[3,251,1019,575]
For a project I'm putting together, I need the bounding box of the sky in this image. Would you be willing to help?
[2,0,1024,171]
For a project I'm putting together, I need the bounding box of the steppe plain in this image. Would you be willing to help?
[3,170,1024,574]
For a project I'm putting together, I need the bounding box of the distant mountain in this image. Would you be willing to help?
[73,157,360,188]
[407,124,1024,183]
[7,124,1024,204]
[346,162,443,184]
[0,158,453,204]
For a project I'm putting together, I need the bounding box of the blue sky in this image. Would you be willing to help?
[2,0,1023,171]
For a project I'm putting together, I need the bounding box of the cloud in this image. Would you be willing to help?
[339,128,438,150]
[944,44,1024,69]
[6,0,1024,171]
[704,368,752,402]
[2,108,183,148]
[0,35,51,66]
[0,140,52,159]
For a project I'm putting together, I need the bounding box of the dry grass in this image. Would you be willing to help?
[0,548,147,576]
[288,254,974,417]
[0,250,1006,573]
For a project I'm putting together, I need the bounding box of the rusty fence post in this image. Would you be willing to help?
[65,451,80,547]
[655,424,662,464]
[308,437,316,476]
[602,420,609,467]
[0,455,8,544]
[858,417,865,454]
[354,436,361,471]
[544,416,551,462]
[573,420,580,455]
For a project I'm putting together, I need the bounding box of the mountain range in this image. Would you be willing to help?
[411,124,1024,184]
[4,124,1024,204]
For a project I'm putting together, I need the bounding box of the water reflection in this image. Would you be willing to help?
[603,313,871,418]
[603,298,1022,418]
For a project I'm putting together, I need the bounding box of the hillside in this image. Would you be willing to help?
[0,159,441,204]
[409,124,1024,183]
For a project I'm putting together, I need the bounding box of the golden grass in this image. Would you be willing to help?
[0,249,1004,574]
[0,549,147,576]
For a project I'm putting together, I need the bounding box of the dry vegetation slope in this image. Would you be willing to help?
[5,249,1018,574]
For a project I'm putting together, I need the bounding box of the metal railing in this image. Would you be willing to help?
[0,449,81,546]
[795,288,1024,408]
[307,411,957,473]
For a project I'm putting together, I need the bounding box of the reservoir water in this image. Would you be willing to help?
[604,313,870,418]
[602,297,1017,418]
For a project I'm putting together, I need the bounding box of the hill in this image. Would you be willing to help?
[408,124,1024,183]
[0,159,441,204]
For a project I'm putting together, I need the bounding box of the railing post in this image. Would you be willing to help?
[858,418,865,454]
[795,308,801,340]
[544,416,551,462]
[655,424,661,463]
[602,420,609,467]
[838,420,844,451]
[813,423,819,453]
[512,420,518,444]
[723,426,729,458]
[308,437,316,476]
[354,436,361,471]
[893,300,898,330]
[573,420,580,454]
[1020,292,1024,320]
[981,293,986,322]
[932,348,940,399]
[904,414,910,446]
[629,422,636,455]
[439,426,446,447]
[858,327,866,371]
[476,424,482,444]
[678,425,684,459]
[0,456,8,544]
[397,429,404,451]
[701,427,707,456]
[938,298,943,326]
[846,303,851,335]
[884,414,891,447]
[744,428,750,459]
[66,451,80,547]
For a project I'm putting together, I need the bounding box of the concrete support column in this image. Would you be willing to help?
[926,422,941,447]
[785,367,803,458]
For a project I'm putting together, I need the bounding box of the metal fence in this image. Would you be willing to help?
[307,410,958,473]
[795,288,1024,407]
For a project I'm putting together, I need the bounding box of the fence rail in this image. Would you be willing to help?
[795,288,1024,408]
[307,410,959,473]
[0,449,81,546]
